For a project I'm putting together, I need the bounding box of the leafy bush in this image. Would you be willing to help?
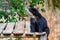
[30,0,44,7]
[0,0,45,23]
[9,0,27,19]
[0,10,18,23]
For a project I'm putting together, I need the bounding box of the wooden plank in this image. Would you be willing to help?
[34,32,46,35]
[1,38,16,40]
[22,37,36,40]
[0,23,6,34]
[25,21,31,33]
[13,21,25,34]
[25,21,34,35]
[39,34,47,40]
[43,34,47,40]
[3,23,15,34]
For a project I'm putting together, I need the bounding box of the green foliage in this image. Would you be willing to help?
[8,36,21,40]
[30,0,45,12]
[0,0,45,23]
[0,1,3,7]
[9,0,45,17]
[9,0,26,18]
[5,17,17,23]
[10,18,17,22]
[0,11,8,19]
[41,8,45,12]
[15,37,21,40]
[0,10,18,23]
[0,0,18,23]
[8,37,12,40]
[30,0,44,7]
[0,21,3,23]
[9,0,24,9]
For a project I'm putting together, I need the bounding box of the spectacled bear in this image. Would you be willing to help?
[29,7,50,37]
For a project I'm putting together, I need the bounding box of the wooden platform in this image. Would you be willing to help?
[0,21,47,40]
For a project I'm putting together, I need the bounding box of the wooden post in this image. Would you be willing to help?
[39,34,47,40]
